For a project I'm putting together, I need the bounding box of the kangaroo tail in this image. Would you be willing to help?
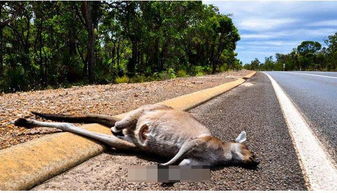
[31,111,119,128]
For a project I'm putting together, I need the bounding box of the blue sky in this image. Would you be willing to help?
[203,1,337,64]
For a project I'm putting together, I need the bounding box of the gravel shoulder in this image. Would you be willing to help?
[0,70,251,150]
[32,72,307,190]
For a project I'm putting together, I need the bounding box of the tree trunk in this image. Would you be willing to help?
[156,38,162,72]
[116,40,122,76]
[127,40,137,77]
[82,2,95,83]
[0,27,3,76]
[0,5,2,75]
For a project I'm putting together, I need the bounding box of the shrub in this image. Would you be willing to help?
[196,71,205,76]
[115,75,129,83]
[129,75,148,83]
[153,68,177,80]
[219,64,228,72]
[177,69,188,77]
[193,65,208,76]
[157,71,170,80]
[167,68,176,79]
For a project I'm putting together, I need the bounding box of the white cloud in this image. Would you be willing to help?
[305,28,337,37]
[243,40,300,46]
[240,34,272,39]
[241,28,336,40]
[205,1,302,21]
[307,20,337,27]
[238,18,297,31]
[240,31,288,39]
[238,44,291,52]
[239,51,277,55]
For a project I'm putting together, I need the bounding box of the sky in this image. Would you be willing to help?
[203,1,337,64]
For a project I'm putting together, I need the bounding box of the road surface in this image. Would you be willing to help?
[32,73,307,190]
[267,71,337,162]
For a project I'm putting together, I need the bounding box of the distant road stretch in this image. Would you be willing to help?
[266,71,337,163]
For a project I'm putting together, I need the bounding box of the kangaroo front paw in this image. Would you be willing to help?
[111,121,126,132]
[111,126,119,133]
[111,126,124,136]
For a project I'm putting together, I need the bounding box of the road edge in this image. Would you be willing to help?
[0,71,256,190]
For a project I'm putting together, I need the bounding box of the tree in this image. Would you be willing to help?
[246,58,261,70]
[0,2,23,76]
[0,2,243,93]
[262,56,275,71]
[297,41,322,55]
[325,33,337,70]
[296,41,321,70]
[80,2,100,83]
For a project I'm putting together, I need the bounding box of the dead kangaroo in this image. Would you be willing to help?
[14,104,259,167]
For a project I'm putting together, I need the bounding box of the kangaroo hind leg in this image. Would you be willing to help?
[14,118,136,150]
[112,104,172,133]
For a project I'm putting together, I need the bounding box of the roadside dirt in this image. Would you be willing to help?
[0,70,251,150]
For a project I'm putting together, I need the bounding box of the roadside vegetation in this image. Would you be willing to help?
[0,1,242,93]
[245,33,337,71]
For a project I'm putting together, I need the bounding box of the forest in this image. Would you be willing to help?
[0,1,242,93]
[245,33,337,71]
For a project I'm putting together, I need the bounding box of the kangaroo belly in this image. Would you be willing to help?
[143,130,188,157]
[133,108,212,157]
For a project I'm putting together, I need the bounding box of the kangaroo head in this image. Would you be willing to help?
[223,131,259,167]
[236,143,259,167]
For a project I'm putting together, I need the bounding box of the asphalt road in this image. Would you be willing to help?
[294,71,337,77]
[266,71,337,162]
[31,72,306,190]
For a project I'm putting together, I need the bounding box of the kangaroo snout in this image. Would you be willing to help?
[243,153,260,168]
[249,154,260,166]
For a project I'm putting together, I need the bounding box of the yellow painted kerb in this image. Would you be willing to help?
[0,71,256,190]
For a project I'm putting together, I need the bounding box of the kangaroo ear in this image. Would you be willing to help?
[235,131,246,143]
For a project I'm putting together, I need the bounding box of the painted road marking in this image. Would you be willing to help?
[265,72,337,191]
[286,72,337,79]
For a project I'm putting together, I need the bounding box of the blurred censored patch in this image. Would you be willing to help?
[128,165,210,183]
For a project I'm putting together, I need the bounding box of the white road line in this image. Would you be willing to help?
[286,72,337,79]
[264,72,337,191]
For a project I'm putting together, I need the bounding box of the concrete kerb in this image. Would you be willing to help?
[243,71,256,79]
[0,71,256,190]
